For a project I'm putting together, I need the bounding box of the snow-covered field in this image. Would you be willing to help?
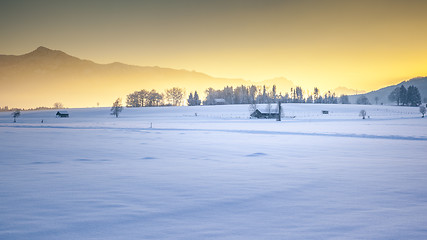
[1,104,426,239]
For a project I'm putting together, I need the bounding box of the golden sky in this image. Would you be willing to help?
[1,0,427,92]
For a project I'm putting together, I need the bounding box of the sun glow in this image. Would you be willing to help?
[1,0,427,108]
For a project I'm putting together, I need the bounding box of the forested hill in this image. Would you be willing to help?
[348,77,427,105]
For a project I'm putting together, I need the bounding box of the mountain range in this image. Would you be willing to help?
[1,47,295,108]
[0,46,425,108]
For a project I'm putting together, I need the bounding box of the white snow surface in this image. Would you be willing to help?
[1,104,427,239]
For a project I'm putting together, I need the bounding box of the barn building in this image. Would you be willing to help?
[56,111,69,118]
[250,109,280,119]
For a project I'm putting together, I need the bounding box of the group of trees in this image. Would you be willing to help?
[1,102,65,112]
[53,102,64,109]
[202,85,346,105]
[203,85,259,105]
[166,88,185,106]
[187,91,201,106]
[126,87,185,107]
[388,85,421,106]
[356,95,371,105]
[0,106,10,112]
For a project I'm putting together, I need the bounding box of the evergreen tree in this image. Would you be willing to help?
[194,91,201,105]
[111,98,123,118]
[295,86,303,103]
[388,87,399,105]
[407,85,421,106]
[262,85,267,103]
[399,85,407,106]
[249,85,257,104]
[272,85,277,101]
[187,92,194,106]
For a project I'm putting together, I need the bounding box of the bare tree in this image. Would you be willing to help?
[147,89,163,106]
[313,87,319,103]
[12,110,20,122]
[266,102,272,114]
[248,102,257,113]
[374,96,379,105]
[111,98,123,118]
[166,87,185,106]
[53,102,63,109]
[359,110,367,119]
[420,106,426,118]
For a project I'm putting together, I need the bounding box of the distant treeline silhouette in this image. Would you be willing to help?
[126,84,422,107]
[0,103,66,112]
[202,85,347,105]
[125,85,355,107]
[126,88,189,107]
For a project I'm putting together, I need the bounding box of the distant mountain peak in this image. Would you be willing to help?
[32,46,56,54]
[35,46,51,51]
[333,86,366,95]
[26,46,69,58]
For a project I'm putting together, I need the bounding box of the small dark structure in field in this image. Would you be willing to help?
[322,110,329,114]
[213,98,226,105]
[250,109,280,119]
[56,111,69,118]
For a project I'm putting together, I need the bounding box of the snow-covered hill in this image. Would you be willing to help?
[348,76,427,105]
[1,104,427,239]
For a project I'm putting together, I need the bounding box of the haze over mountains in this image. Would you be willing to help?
[0,47,425,108]
[0,47,294,108]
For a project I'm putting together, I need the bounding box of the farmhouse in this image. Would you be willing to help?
[213,98,226,105]
[56,111,69,118]
[250,109,280,119]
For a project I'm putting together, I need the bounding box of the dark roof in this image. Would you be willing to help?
[250,109,279,118]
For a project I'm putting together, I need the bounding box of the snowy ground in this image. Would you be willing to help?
[1,104,427,239]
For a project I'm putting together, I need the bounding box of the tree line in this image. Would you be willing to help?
[125,84,423,108]
[388,85,421,106]
[201,85,349,105]
[126,88,190,107]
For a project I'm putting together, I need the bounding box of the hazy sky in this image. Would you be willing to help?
[1,0,427,91]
